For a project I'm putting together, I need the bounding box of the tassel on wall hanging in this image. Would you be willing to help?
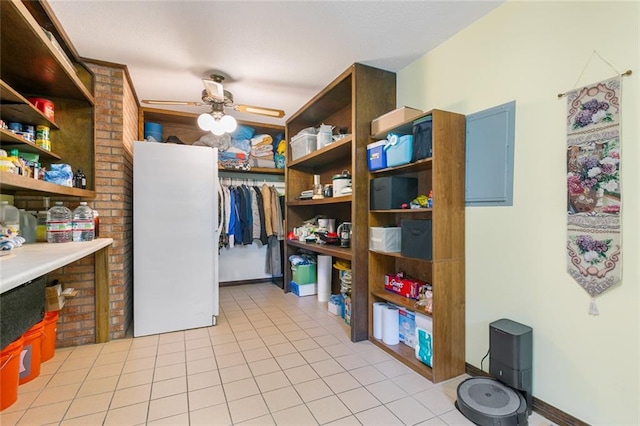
[560,51,631,315]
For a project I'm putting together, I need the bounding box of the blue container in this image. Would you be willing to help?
[144,122,163,142]
[367,140,388,171]
[385,134,413,167]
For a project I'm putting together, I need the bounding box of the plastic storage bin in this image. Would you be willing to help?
[290,133,317,161]
[367,140,388,171]
[385,135,413,167]
[291,263,316,285]
[369,227,401,252]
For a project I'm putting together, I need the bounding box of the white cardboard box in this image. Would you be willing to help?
[371,106,423,136]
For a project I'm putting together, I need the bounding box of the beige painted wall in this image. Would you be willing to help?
[397,1,639,424]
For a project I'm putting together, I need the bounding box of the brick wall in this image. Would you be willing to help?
[16,63,136,347]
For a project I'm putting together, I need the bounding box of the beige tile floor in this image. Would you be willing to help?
[1,282,556,425]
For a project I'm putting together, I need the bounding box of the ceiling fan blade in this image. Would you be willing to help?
[142,99,205,106]
[202,78,225,102]
[233,104,285,118]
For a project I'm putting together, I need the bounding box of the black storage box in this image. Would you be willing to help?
[401,219,433,260]
[412,116,433,161]
[370,177,418,210]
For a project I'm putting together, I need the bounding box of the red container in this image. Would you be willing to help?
[384,273,427,300]
[41,311,59,362]
[19,320,45,385]
[27,97,55,121]
[0,336,24,411]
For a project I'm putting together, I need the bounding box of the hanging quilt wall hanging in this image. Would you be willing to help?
[561,59,633,314]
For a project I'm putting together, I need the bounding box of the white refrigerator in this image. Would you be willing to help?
[133,141,220,337]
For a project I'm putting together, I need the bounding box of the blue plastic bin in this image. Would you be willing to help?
[385,135,413,167]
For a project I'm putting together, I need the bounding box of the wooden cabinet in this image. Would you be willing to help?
[139,107,285,175]
[284,63,396,342]
[0,0,95,198]
[368,109,466,383]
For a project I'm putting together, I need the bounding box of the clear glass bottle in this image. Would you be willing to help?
[47,201,72,243]
[93,210,100,238]
[72,202,95,242]
[0,201,20,237]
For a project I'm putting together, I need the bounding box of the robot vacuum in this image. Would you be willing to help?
[456,319,533,426]
[455,377,528,426]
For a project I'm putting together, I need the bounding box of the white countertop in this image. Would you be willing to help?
[0,238,114,294]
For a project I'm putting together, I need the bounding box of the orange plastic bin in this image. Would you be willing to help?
[41,311,59,363]
[1,336,24,411]
[19,320,45,385]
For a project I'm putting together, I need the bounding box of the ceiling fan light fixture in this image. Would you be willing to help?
[197,112,216,131]
[210,119,225,136]
[220,114,237,133]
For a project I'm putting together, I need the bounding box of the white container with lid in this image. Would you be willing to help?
[332,171,352,197]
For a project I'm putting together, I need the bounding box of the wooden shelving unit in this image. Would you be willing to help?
[0,0,95,198]
[368,109,466,383]
[138,107,285,176]
[284,63,396,342]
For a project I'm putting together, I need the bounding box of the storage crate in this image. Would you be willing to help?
[401,219,433,260]
[291,263,316,285]
[370,177,418,210]
[385,135,413,167]
[290,133,317,161]
[369,227,401,252]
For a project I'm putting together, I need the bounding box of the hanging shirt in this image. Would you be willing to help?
[261,183,273,237]
[253,186,268,245]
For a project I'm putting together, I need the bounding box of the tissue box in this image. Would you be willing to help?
[398,307,416,347]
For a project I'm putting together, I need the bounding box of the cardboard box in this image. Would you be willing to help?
[45,284,65,311]
[384,273,427,300]
[371,106,423,136]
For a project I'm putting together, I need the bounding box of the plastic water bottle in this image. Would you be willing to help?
[47,202,72,243]
[0,201,20,237]
[72,202,95,242]
[19,209,37,243]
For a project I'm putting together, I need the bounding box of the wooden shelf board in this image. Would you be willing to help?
[286,240,352,260]
[0,171,95,197]
[371,289,432,317]
[287,195,351,206]
[219,166,283,175]
[0,129,62,160]
[287,136,352,169]
[1,80,59,129]
[369,249,433,263]
[369,338,433,381]
[1,0,94,103]
[370,157,433,175]
[370,208,432,214]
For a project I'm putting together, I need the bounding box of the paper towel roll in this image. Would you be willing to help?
[317,255,332,302]
[381,305,400,345]
[373,302,387,339]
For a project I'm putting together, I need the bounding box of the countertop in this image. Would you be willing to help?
[0,238,114,294]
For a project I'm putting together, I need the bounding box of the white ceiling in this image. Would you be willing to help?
[48,0,503,126]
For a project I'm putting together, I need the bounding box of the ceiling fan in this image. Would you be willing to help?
[141,74,285,135]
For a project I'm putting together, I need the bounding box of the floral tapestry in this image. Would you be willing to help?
[566,76,622,314]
